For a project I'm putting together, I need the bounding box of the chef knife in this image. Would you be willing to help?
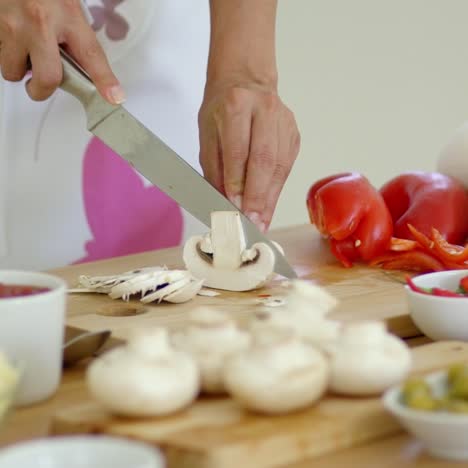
[57,48,297,279]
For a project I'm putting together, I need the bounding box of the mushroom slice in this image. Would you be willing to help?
[183,211,280,292]
[223,325,329,414]
[109,270,188,301]
[164,279,205,304]
[328,321,412,396]
[78,266,166,293]
[140,276,193,304]
[171,307,250,394]
[86,327,200,417]
[197,288,220,297]
[77,267,201,305]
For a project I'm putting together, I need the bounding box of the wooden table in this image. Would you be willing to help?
[0,225,457,467]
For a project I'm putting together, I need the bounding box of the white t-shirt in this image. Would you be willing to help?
[0,0,209,271]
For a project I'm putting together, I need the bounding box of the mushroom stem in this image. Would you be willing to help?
[211,211,246,270]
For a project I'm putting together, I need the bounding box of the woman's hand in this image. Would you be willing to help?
[198,80,300,232]
[0,0,124,103]
[201,0,300,232]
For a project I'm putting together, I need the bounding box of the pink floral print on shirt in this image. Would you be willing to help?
[89,0,130,40]
[74,137,183,264]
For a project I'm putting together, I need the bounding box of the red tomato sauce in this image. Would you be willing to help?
[0,283,51,298]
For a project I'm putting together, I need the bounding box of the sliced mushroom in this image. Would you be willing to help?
[183,211,281,291]
[86,327,200,417]
[171,307,250,394]
[222,325,329,414]
[328,321,412,396]
[76,268,202,304]
[164,279,205,304]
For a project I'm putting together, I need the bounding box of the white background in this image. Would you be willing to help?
[273,0,468,228]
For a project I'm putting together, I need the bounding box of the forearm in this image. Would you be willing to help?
[207,0,278,90]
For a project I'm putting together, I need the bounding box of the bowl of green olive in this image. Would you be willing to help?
[383,363,468,461]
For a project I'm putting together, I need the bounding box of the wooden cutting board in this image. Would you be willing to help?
[52,224,419,341]
[51,341,468,468]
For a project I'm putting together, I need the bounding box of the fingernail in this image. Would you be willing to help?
[246,211,266,232]
[231,195,243,210]
[107,85,126,105]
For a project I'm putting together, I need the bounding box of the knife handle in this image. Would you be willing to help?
[58,47,96,106]
[58,47,118,129]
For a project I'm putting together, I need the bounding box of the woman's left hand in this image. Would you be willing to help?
[198,80,300,233]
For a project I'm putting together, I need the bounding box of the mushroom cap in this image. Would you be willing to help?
[250,307,342,352]
[171,307,250,394]
[286,280,339,316]
[328,322,412,396]
[183,237,276,292]
[223,326,330,413]
[86,328,200,417]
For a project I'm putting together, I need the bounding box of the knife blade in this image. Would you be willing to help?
[58,48,297,279]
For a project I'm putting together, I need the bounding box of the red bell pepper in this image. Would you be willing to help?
[369,249,446,272]
[380,172,468,245]
[307,173,393,267]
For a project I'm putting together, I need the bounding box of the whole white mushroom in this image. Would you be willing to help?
[86,327,200,417]
[249,279,341,352]
[328,321,412,396]
[171,307,250,394]
[223,325,330,414]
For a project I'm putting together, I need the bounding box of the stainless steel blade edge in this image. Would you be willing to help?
[90,107,297,279]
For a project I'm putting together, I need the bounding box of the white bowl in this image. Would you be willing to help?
[0,270,67,406]
[0,436,164,468]
[383,371,468,461]
[404,269,468,341]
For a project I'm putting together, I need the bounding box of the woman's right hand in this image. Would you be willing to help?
[0,0,124,103]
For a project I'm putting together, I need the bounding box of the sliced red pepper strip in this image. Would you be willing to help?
[405,276,463,296]
[432,287,464,297]
[405,276,431,294]
[369,249,445,272]
[430,227,468,263]
[407,223,435,253]
[459,276,468,294]
[390,237,418,252]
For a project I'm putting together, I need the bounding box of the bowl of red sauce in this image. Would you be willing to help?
[0,270,67,406]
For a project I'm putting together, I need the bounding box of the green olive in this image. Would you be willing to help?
[447,363,468,386]
[442,398,468,414]
[402,377,431,394]
[448,364,468,400]
[402,378,436,410]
